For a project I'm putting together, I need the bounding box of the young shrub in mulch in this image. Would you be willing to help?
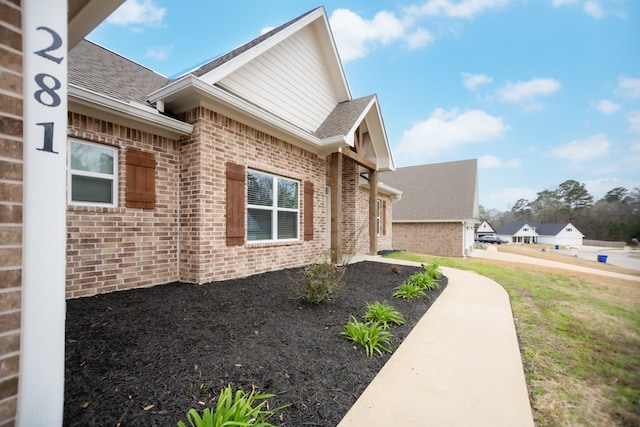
[294,260,345,304]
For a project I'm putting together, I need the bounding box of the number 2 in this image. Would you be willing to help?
[34,26,64,64]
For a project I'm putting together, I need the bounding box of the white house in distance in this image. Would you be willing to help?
[496,221,584,246]
[475,220,496,238]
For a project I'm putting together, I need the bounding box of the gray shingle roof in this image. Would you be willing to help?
[314,95,374,139]
[495,221,538,235]
[380,159,478,221]
[69,40,168,104]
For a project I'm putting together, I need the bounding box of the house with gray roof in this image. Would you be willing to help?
[380,159,480,257]
[64,7,400,298]
[496,221,584,246]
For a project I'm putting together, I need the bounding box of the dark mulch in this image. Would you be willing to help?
[64,261,447,426]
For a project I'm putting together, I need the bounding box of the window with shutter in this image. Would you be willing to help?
[304,181,313,241]
[126,148,156,209]
[247,169,299,242]
[226,162,246,246]
[68,139,118,207]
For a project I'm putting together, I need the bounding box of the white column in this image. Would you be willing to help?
[19,1,68,426]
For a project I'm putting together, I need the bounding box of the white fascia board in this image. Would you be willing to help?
[366,97,395,171]
[69,84,193,136]
[393,219,469,224]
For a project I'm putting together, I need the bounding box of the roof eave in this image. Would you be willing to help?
[69,84,193,139]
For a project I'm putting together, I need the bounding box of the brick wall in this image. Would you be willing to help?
[178,107,327,284]
[66,113,181,298]
[393,222,463,257]
[0,0,22,423]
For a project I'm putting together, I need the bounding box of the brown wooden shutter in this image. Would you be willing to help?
[226,162,245,246]
[382,200,387,236]
[304,181,314,241]
[126,148,155,209]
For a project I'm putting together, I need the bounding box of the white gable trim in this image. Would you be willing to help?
[198,8,350,101]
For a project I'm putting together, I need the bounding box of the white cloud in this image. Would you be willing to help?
[583,1,604,19]
[628,111,640,134]
[396,108,508,160]
[406,0,510,19]
[461,72,493,90]
[496,78,561,108]
[616,77,640,98]
[329,9,432,62]
[107,0,166,27]
[552,0,580,6]
[478,155,501,168]
[146,45,172,60]
[487,187,538,209]
[505,158,521,168]
[584,177,639,200]
[551,134,611,162]
[591,99,621,115]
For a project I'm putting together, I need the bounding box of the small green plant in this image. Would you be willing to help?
[363,301,405,329]
[177,384,289,427]
[296,261,345,304]
[392,281,426,300]
[422,263,442,279]
[341,316,393,357]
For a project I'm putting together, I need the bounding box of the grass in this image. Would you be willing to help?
[386,251,640,426]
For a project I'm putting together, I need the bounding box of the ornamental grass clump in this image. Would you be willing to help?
[363,301,405,329]
[296,261,345,304]
[341,316,393,357]
[422,263,442,280]
[177,384,289,427]
[392,281,426,300]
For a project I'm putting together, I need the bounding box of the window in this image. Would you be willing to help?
[566,227,572,232]
[247,170,299,242]
[68,139,118,206]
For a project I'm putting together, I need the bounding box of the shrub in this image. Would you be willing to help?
[177,384,289,427]
[392,281,426,300]
[363,301,405,329]
[296,261,345,304]
[341,316,393,357]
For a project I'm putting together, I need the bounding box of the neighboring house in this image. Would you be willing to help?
[66,7,400,298]
[496,221,584,246]
[536,223,585,246]
[495,221,539,244]
[475,220,496,238]
[380,159,480,257]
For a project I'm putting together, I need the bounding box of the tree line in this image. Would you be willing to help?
[480,180,640,243]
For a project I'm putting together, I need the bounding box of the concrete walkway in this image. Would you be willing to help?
[338,256,534,427]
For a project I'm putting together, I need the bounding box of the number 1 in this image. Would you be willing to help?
[36,122,58,154]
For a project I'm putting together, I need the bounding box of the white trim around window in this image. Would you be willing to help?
[67,139,118,207]
[247,169,300,242]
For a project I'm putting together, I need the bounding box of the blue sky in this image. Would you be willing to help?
[87,0,640,211]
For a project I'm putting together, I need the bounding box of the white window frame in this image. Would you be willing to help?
[247,169,300,243]
[67,139,118,207]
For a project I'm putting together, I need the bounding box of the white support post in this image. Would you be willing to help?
[19,1,68,426]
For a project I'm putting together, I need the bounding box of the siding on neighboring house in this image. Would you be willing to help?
[393,222,463,257]
[0,1,22,422]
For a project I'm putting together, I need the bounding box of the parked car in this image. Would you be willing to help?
[477,235,506,244]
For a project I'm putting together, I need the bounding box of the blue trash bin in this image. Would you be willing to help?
[555,245,559,250]
[597,255,608,263]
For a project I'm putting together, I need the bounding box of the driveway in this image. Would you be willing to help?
[471,246,640,282]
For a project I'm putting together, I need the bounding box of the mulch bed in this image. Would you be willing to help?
[64,261,447,426]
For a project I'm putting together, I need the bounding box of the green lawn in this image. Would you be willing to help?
[387,251,640,426]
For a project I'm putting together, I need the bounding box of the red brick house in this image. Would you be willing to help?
[65,7,399,299]
[1,4,400,424]
[380,159,479,257]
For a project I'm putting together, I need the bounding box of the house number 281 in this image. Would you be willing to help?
[33,26,64,154]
